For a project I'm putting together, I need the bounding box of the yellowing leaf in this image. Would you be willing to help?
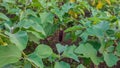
[96,1,103,9]
[68,10,73,15]
[0,37,8,46]
[93,22,97,24]
[106,0,111,5]
[2,42,8,46]
[92,0,96,6]
[68,10,78,18]
[70,0,75,3]
[74,13,78,18]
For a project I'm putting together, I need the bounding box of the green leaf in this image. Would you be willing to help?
[80,32,88,42]
[3,0,15,4]
[75,43,102,65]
[88,16,101,23]
[25,9,37,17]
[43,23,58,36]
[93,22,109,33]
[27,53,44,68]
[35,44,53,58]
[51,7,63,21]
[0,13,10,21]
[24,61,32,68]
[38,0,47,8]
[106,46,115,53]
[90,56,103,65]
[48,53,59,62]
[63,45,79,62]
[40,12,54,24]
[17,18,46,36]
[5,31,28,51]
[56,43,67,54]
[104,52,119,67]
[87,40,101,51]
[54,61,70,68]
[77,64,86,68]
[86,22,109,37]
[20,9,37,20]
[75,43,97,57]
[61,3,73,13]
[27,32,41,44]
[116,42,120,56]
[27,30,45,40]
[0,45,21,67]
[65,25,84,32]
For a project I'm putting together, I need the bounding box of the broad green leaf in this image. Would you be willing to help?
[23,61,32,68]
[54,61,70,68]
[0,45,21,67]
[93,22,109,32]
[82,22,109,40]
[48,53,59,62]
[77,64,86,68]
[27,30,45,40]
[5,31,28,51]
[61,3,73,13]
[8,8,21,15]
[38,0,47,8]
[80,32,88,42]
[20,9,37,20]
[35,44,53,58]
[65,25,84,32]
[25,9,37,17]
[17,18,46,36]
[104,52,119,67]
[106,46,114,53]
[87,40,101,50]
[75,43,102,65]
[118,20,120,30]
[75,43,97,57]
[27,53,44,68]
[56,43,67,54]
[115,43,120,56]
[0,13,10,21]
[3,0,15,4]
[88,16,101,24]
[63,45,79,62]
[51,7,63,21]
[40,12,54,24]
[27,32,41,44]
[90,56,103,65]
[43,23,58,36]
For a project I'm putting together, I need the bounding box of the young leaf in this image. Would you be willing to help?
[35,44,53,58]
